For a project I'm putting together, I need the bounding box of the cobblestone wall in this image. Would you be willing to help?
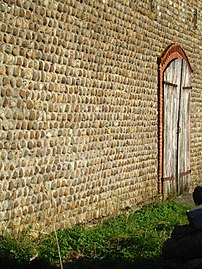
[0,0,202,232]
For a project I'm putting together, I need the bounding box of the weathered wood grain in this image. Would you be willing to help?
[163,59,191,199]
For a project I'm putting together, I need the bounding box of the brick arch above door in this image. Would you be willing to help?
[158,44,193,197]
[158,43,193,73]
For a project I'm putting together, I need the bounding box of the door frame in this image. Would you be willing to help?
[157,44,193,196]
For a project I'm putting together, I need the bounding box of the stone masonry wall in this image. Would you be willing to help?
[0,0,202,232]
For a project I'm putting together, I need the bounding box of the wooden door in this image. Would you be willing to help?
[163,58,191,199]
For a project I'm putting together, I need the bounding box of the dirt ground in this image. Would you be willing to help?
[175,192,195,208]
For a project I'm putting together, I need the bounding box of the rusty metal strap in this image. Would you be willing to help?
[162,170,191,182]
[183,86,192,90]
[162,175,175,181]
[179,169,191,177]
[164,81,178,87]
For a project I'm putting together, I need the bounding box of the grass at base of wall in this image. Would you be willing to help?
[0,199,191,269]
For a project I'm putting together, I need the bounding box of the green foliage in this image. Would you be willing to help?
[0,230,37,266]
[38,200,190,265]
[0,199,191,268]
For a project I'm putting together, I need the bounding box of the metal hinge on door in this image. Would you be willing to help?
[177,126,181,134]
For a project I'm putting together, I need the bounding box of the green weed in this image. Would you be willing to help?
[0,199,191,268]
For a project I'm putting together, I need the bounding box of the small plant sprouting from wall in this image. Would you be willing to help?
[193,9,197,29]
[149,0,157,19]
[149,0,154,18]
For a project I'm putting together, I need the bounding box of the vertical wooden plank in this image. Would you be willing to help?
[178,59,191,194]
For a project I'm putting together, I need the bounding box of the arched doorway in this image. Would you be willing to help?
[158,44,193,199]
